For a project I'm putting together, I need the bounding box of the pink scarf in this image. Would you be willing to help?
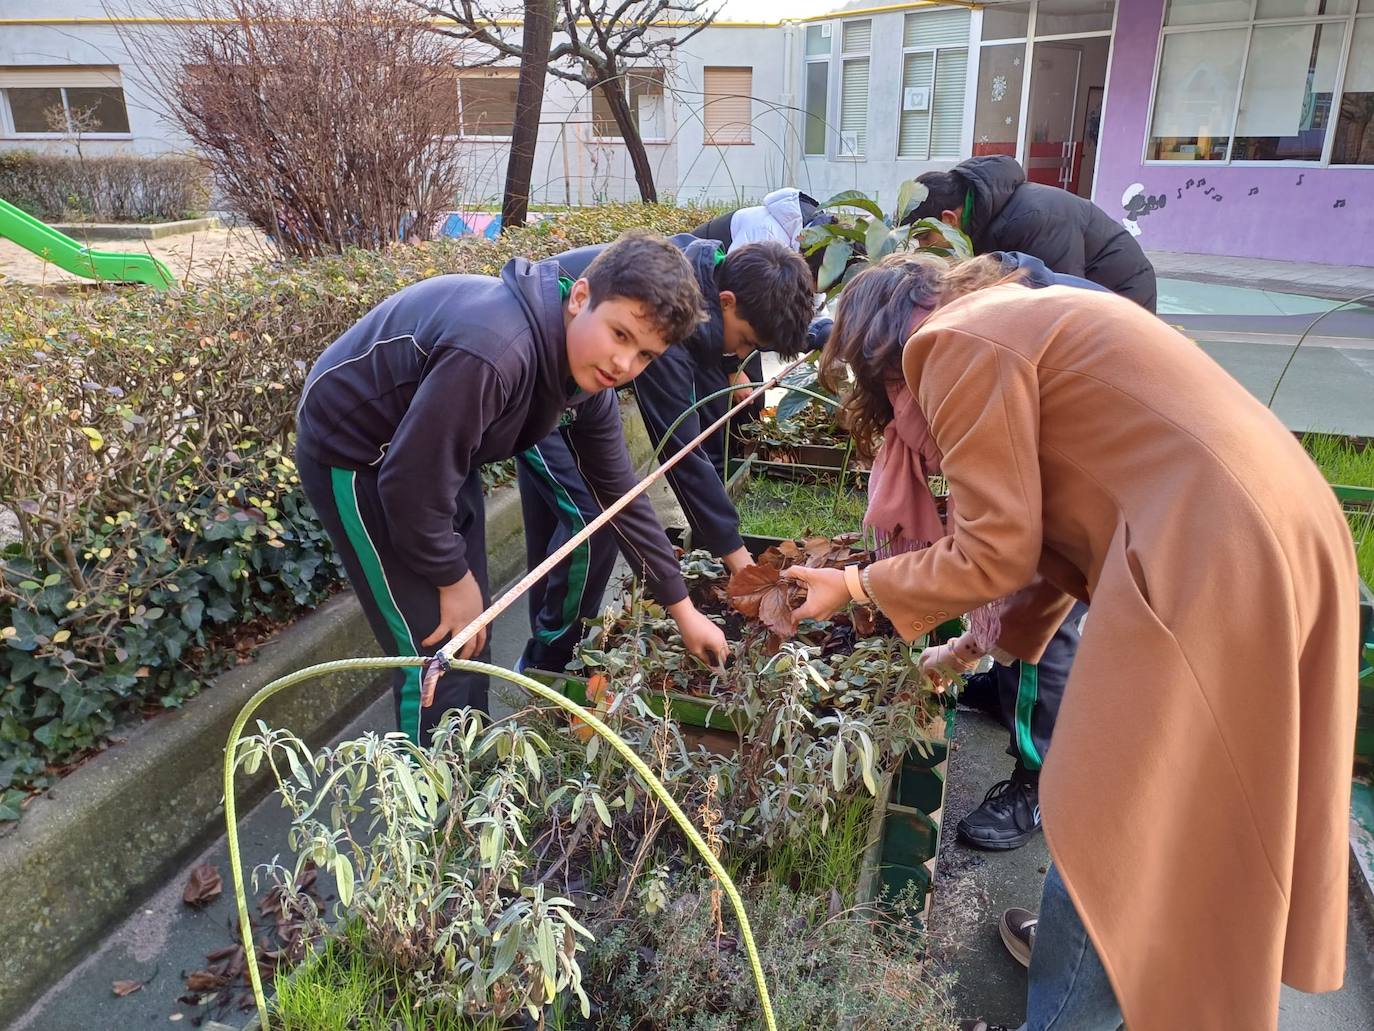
[864,380,1004,650]
[864,380,946,556]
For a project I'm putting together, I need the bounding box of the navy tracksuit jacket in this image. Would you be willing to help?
[295,258,686,743]
[515,236,747,672]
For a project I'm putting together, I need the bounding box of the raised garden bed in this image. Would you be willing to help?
[225,541,956,1030]
[730,455,868,548]
[534,542,958,929]
[732,401,853,471]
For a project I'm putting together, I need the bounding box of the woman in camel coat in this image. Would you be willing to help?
[785,253,1358,1030]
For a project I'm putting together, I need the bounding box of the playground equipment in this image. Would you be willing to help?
[0,197,176,289]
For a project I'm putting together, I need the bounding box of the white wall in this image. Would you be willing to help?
[0,2,980,210]
[0,12,193,158]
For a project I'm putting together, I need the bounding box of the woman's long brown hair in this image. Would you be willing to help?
[819,252,1025,460]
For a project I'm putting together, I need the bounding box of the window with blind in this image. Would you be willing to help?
[0,67,130,135]
[803,23,830,156]
[703,66,752,145]
[459,69,519,138]
[898,8,971,159]
[1148,2,1374,165]
[839,19,871,157]
[592,68,667,140]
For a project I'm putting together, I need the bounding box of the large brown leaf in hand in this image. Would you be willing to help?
[727,564,805,639]
[801,536,857,569]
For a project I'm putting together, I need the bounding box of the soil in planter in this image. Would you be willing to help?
[736,475,867,541]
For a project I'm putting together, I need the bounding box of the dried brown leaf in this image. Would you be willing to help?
[851,605,877,637]
[183,862,223,907]
[184,969,229,992]
[727,566,805,639]
[111,979,143,998]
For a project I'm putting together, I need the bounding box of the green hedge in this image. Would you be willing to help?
[0,151,210,223]
[0,204,713,821]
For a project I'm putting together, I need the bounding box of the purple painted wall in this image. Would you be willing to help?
[1094,0,1374,267]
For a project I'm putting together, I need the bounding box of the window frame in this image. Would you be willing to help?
[1143,1,1373,169]
[897,11,972,161]
[702,65,754,147]
[591,66,669,143]
[837,17,873,160]
[802,22,832,157]
[0,79,133,140]
[457,67,520,142]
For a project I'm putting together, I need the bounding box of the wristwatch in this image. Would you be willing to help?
[843,564,869,603]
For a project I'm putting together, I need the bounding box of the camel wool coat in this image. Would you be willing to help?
[864,284,1358,1030]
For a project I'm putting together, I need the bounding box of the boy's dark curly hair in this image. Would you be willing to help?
[717,241,817,357]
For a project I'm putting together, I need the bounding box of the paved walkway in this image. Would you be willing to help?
[932,707,1374,1030]
[1147,249,1374,302]
[0,225,273,288]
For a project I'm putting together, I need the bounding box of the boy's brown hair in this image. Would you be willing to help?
[717,241,817,357]
[583,230,706,344]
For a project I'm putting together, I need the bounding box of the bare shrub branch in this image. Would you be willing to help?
[117,0,470,257]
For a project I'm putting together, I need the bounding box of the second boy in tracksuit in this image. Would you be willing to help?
[295,232,727,745]
[515,237,818,674]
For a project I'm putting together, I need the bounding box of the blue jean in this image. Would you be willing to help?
[1018,864,1124,1031]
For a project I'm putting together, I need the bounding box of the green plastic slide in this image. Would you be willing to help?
[0,196,176,289]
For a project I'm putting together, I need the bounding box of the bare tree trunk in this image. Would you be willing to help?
[501,0,556,233]
[597,78,657,203]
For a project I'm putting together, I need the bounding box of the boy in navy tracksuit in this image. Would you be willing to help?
[295,232,728,745]
[516,237,819,674]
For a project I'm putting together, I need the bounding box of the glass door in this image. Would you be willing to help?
[1025,40,1084,191]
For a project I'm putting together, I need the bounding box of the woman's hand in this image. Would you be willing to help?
[780,565,852,623]
[667,599,729,670]
[918,632,983,693]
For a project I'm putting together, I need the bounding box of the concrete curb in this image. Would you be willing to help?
[0,400,655,1023]
[0,591,384,1026]
[46,217,221,240]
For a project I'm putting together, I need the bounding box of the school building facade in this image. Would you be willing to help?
[1,0,1371,265]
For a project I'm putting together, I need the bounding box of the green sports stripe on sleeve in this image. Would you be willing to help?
[330,466,424,745]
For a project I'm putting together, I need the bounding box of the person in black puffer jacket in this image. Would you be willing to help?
[903,155,1157,312]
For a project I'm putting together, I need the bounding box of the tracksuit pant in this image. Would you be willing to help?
[995,602,1089,777]
[297,450,491,745]
[514,427,621,673]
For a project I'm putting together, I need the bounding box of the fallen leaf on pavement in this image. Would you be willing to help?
[183,863,223,907]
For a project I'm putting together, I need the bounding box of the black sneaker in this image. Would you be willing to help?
[957,773,1041,850]
[999,907,1037,968]
[960,1021,1014,1031]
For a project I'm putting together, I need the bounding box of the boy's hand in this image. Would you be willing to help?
[422,571,489,658]
[666,598,729,670]
[729,368,752,405]
[720,546,755,576]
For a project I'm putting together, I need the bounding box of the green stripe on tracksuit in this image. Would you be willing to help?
[1014,662,1043,771]
[520,444,591,646]
[994,601,1087,776]
[292,452,491,746]
[330,467,425,743]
